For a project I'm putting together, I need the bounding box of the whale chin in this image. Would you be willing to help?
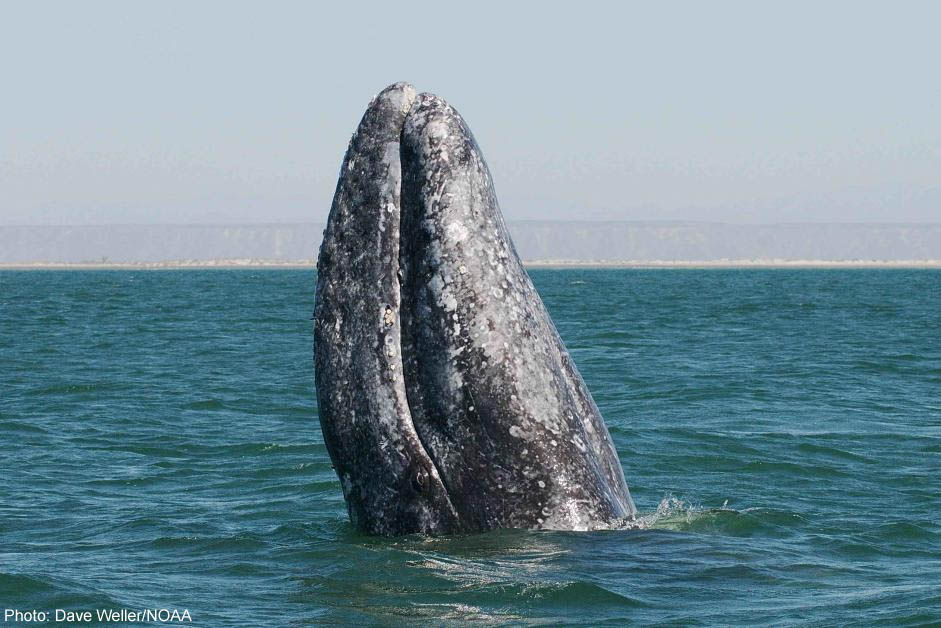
[314,83,635,536]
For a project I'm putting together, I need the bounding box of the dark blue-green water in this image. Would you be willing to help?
[1,269,939,626]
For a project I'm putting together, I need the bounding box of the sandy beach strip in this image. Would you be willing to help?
[523,259,941,269]
[2,258,941,270]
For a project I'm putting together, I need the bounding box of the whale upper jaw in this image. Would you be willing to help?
[315,83,636,536]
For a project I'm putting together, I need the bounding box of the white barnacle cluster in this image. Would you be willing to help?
[508,424,532,440]
[385,82,417,116]
[377,142,402,204]
[382,305,395,327]
[542,498,594,532]
[445,220,469,244]
[378,304,399,382]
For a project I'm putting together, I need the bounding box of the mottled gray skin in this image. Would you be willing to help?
[315,83,636,535]
[398,94,635,531]
[315,83,461,535]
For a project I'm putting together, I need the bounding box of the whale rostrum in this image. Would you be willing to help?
[314,83,636,535]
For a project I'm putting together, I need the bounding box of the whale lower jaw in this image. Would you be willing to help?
[315,83,636,535]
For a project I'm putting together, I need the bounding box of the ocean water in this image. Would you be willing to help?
[1,268,938,626]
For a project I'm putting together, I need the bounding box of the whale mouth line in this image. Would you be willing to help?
[392,98,462,521]
[392,192,460,520]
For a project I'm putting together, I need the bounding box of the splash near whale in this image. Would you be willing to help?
[314,83,636,535]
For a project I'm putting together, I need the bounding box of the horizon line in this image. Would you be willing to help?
[3,220,941,229]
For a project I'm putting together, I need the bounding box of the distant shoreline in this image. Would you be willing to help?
[2,258,940,270]
[4,223,939,265]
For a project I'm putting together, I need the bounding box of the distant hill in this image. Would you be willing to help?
[510,221,941,261]
[1,221,939,263]
[0,224,322,264]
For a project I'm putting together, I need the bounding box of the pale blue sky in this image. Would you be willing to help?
[1,0,938,225]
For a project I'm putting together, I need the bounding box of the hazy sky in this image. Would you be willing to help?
[1,1,938,225]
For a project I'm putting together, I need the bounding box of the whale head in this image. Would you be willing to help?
[314,83,635,535]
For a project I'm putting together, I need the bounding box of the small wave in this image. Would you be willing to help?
[861,521,938,543]
[694,564,784,584]
[615,497,806,537]
[0,572,122,610]
[515,580,644,607]
[796,442,873,463]
[741,459,850,478]
[183,399,226,410]
[611,496,710,530]
[0,572,55,596]
[148,534,267,552]
[399,602,524,623]
[0,420,48,434]
[91,440,324,459]
[27,381,130,396]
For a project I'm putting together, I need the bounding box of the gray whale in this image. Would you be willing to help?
[315,83,636,535]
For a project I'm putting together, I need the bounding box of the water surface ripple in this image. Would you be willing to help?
[1,269,938,625]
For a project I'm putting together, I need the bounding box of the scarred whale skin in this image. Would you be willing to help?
[315,83,636,535]
[315,83,460,535]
